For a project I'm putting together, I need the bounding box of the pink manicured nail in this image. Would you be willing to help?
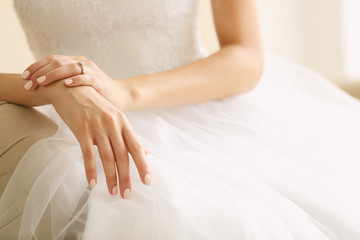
[24,80,33,90]
[65,79,73,85]
[37,76,46,83]
[144,174,152,185]
[89,179,96,187]
[112,186,118,196]
[21,70,30,79]
[123,188,131,199]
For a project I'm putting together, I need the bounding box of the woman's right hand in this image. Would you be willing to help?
[49,82,152,199]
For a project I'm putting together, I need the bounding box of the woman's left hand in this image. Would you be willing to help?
[21,55,132,110]
[22,55,111,92]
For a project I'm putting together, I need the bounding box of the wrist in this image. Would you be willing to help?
[114,78,140,112]
[46,80,89,105]
[45,80,68,104]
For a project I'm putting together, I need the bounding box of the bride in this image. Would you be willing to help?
[1,0,360,239]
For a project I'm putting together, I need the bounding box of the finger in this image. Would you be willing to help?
[24,60,64,90]
[21,56,51,80]
[110,130,131,199]
[122,120,151,185]
[78,135,97,188]
[96,135,118,196]
[25,62,54,90]
[24,62,53,90]
[25,56,72,90]
[64,75,103,93]
[30,59,71,87]
[37,62,83,86]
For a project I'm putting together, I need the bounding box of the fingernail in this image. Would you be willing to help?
[89,179,96,187]
[37,76,46,83]
[24,80,33,90]
[21,70,30,79]
[144,174,152,185]
[112,186,118,196]
[65,79,73,85]
[123,188,131,199]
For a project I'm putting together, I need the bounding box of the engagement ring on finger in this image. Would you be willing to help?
[77,60,85,74]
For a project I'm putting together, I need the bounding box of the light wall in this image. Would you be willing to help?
[257,0,344,81]
[0,1,34,73]
[199,0,219,54]
[257,0,360,83]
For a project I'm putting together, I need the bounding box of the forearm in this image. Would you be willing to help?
[0,73,53,106]
[121,45,264,111]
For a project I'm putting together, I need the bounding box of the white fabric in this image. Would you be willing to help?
[1,0,360,239]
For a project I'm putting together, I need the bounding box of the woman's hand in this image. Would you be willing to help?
[22,55,133,110]
[49,82,152,199]
[22,55,109,92]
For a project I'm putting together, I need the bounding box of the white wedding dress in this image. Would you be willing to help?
[1,0,360,239]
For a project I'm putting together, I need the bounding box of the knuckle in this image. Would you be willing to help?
[27,65,35,73]
[117,151,129,161]
[83,148,94,160]
[87,75,104,93]
[102,112,117,126]
[46,54,58,61]
[91,76,100,87]
[46,72,56,81]
[116,111,127,122]
[52,59,63,67]
[97,84,106,95]
[71,62,81,72]
[101,151,114,162]
[132,141,143,152]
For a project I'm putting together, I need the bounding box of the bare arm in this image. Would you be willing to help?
[120,0,264,111]
[0,73,52,106]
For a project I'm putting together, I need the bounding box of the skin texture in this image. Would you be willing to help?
[0,0,263,198]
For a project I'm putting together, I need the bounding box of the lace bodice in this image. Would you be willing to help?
[14,0,208,78]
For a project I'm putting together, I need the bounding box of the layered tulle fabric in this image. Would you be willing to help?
[1,55,360,239]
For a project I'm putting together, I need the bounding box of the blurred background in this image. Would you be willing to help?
[1,0,359,96]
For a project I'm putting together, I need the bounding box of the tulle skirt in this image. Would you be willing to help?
[1,55,360,240]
